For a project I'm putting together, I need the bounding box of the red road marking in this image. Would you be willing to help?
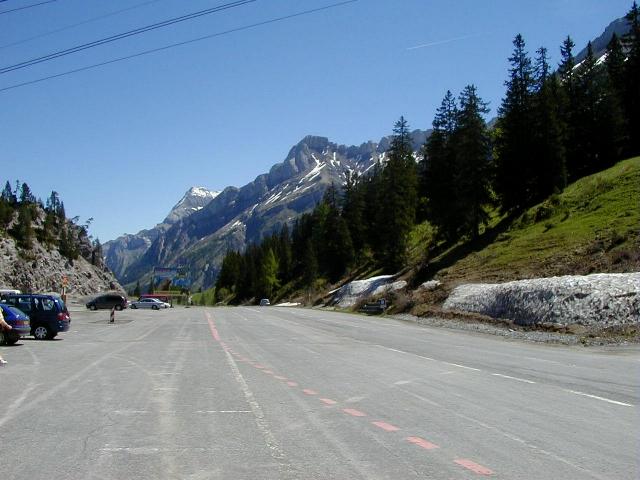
[287,381,298,387]
[372,421,400,432]
[343,408,367,417]
[302,389,318,395]
[320,398,337,405]
[274,375,287,380]
[406,436,439,450]
[455,459,494,476]
[207,319,221,342]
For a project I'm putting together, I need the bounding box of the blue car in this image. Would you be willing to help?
[3,294,71,340]
[0,303,31,345]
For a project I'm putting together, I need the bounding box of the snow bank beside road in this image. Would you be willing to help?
[443,273,640,327]
[330,275,407,308]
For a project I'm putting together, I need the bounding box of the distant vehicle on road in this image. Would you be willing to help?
[86,294,127,311]
[0,303,30,345]
[3,294,70,340]
[139,294,172,306]
[130,298,170,310]
[259,298,270,306]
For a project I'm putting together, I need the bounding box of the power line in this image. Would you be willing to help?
[0,0,358,93]
[0,0,163,50]
[0,0,256,74]
[0,0,57,15]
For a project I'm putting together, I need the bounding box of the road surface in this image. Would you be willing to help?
[1,305,638,479]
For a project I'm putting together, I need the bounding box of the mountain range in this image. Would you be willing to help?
[103,131,428,290]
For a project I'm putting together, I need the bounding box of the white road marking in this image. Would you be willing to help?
[394,380,412,385]
[444,362,481,372]
[564,389,634,407]
[492,373,536,384]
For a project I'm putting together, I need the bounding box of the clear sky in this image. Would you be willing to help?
[0,0,632,243]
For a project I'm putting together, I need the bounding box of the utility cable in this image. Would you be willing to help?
[0,0,358,93]
[0,0,256,74]
[0,0,57,15]
[0,0,163,50]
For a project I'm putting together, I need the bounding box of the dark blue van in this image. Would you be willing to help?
[0,303,31,345]
[3,294,71,340]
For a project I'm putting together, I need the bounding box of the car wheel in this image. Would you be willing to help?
[131,304,137,309]
[115,305,123,311]
[152,305,159,310]
[90,304,97,311]
[33,326,50,340]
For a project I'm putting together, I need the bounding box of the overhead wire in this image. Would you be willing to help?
[0,0,256,74]
[0,0,164,50]
[0,0,358,93]
[0,0,57,15]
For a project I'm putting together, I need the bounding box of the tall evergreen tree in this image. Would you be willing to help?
[378,116,418,271]
[421,90,459,240]
[532,46,567,198]
[573,42,623,175]
[495,34,537,211]
[605,33,628,155]
[342,171,366,258]
[452,85,493,239]
[1,181,16,204]
[19,182,36,204]
[622,1,640,155]
[558,36,582,180]
[12,204,34,249]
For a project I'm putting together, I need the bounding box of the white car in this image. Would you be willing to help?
[130,298,170,310]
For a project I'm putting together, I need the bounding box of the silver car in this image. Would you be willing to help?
[130,298,170,310]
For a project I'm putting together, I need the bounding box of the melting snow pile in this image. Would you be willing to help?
[330,275,407,308]
[443,273,640,327]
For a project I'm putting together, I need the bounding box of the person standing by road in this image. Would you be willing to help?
[0,307,11,365]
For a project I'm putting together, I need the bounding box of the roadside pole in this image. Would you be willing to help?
[110,306,115,324]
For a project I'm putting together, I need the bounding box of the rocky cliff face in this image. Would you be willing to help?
[106,131,429,290]
[0,234,122,297]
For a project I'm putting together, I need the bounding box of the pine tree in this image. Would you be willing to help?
[12,204,34,249]
[133,281,141,297]
[532,46,567,198]
[19,182,35,204]
[1,181,16,204]
[558,36,581,181]
[605,33,628,155]
[452,85,493,240]
[342,171,366,258]
[421,90,459,240]
[573,42,623,175]
[378,116,418,271]
[495,34,537,211]
[622,1,640,155]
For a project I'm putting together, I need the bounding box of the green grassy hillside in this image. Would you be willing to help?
[422,157,639,290]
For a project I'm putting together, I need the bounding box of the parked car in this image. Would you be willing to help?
[3,294,71,340]
[130,298,170,310]
[86,294,128,311]
[259,298,271,306]
[0,303,31,345]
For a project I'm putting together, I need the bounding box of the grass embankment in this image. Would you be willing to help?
[406,157,639,316]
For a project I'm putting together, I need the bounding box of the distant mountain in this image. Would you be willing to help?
[575,16,631,64]
[103,186,219,280]
[106,131,429,290]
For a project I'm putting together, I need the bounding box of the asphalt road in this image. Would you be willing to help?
[0,305,638,479]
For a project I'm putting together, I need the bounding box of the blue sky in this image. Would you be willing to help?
[0,0,632,242]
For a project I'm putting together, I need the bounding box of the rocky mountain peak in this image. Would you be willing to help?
[163,186,220,225]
